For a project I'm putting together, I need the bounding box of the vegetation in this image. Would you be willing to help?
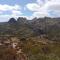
[0,17,60,60]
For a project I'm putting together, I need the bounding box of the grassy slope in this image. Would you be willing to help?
[0,37,60,60]
[21,37,60,60]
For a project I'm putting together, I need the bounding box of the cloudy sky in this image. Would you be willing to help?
[0,0,60,22]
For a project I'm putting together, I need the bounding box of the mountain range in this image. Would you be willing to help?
[0,17,60,41]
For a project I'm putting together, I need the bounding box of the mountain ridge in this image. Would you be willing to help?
[0,17,60,41]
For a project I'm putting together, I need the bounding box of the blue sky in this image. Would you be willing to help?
[0,0,60,22]
[0,0,35,5]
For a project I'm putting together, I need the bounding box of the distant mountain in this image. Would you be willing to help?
[0,17,60,40]
[8,18,17,24]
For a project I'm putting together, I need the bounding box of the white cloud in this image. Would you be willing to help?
[0,4,21,11]
[26,0,60,18]
[0,0,60,22]
[33,11,47,18]
[12,10,23,16]
[26,3,40,12]
[0,4,22,16]
[0,4,23,22]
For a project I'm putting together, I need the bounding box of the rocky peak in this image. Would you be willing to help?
[17,17,27,24]
[8,18,17,24]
